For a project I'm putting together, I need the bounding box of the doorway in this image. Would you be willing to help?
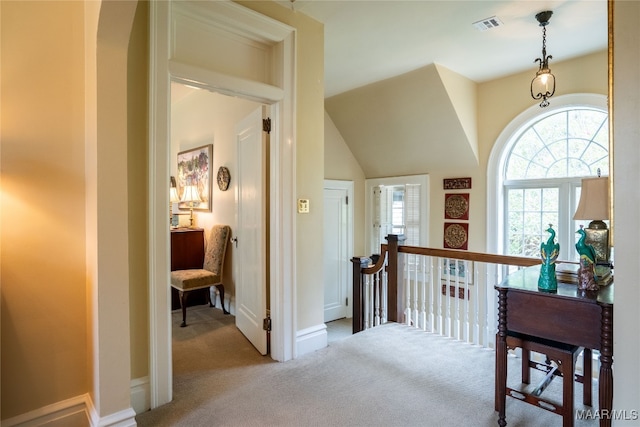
[323,180,354,324]
[150,1,296,408]
[169,83,268,350]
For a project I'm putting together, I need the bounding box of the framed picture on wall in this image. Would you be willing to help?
[177,144,213,212]
[441,258,473,285]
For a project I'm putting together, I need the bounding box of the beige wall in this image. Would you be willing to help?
[1,1,88,418]
[1,0,144,418]
[612,0,640,419]
[127,1,150,382]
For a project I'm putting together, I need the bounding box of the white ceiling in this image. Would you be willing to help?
[283,0,608,98]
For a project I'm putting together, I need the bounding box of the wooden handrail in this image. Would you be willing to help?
[398,245,576,267]
[351,234,577,334]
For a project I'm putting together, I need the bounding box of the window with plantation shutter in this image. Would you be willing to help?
[404,184,420,245]
[371,185,384,251]
[366,176,428,255]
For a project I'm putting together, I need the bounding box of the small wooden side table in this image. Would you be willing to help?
[495,265,613,427]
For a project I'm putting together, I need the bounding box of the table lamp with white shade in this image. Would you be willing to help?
[573,173,611,267]
[181,184,202,227]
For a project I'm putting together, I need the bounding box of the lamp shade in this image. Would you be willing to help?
[170,187,180,203]
[531,70,555,102]
[181,185,202,204]
[573,176,610,221]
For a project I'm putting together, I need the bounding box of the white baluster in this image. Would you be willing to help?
[403,253,412,327]
[428,257,435,333]
[420,255,427,330]
[364,275,370,330]
[437,257,443,336]
[381,268,387,324]
[473,262,481,346]
[411,255,420,328]
[372,273,380,326]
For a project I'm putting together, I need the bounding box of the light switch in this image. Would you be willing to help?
[297,199,310,213]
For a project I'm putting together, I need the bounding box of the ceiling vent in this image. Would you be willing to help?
[473,16,503,31]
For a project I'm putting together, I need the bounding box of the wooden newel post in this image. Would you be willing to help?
[351,256,371,334]
[386,234,405,324]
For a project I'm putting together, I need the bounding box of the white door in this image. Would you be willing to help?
[323,181,353,322]
[235,106,268,355]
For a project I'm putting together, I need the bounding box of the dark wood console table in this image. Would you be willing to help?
[170,228,206,310]
[495,265,613,427]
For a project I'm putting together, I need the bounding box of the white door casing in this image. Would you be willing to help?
[323,180,354,322]
[235,107,268,355]
[149,0,296,408]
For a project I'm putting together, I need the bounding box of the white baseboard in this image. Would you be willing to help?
[296,323,327,357]
[2,393,136,427]
[1,395,90,427]
[130,377,150,415]
[88,402,136,427]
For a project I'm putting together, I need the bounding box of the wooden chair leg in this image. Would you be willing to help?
[206,286,214,308]
[216,284,229,314]
[502,333,587,427]
[179,290,189,327]
[522,349,531,384]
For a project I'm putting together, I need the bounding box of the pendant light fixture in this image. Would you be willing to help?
[530,11,555,108]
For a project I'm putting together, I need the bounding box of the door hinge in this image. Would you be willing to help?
[346,297,349,306]
[262,117,271,134]
[345,195,349,205]
[263,316,272,331]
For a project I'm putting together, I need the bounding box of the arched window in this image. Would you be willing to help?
[488,94,609,262]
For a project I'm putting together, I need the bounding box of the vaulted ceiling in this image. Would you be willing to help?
[325,64,479,177]
[288,0,608,177]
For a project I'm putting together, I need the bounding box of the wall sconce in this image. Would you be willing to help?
[180,185,202,227]
[573,173,611,267]
[530,11,555,108]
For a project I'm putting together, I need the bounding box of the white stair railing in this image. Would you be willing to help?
[353,236,550,350]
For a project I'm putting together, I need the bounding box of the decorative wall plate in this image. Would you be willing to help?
[443,222,469,250]
[217,166,230,191]
[444,193,470,220]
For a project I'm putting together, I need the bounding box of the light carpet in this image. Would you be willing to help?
[136,305,598,427]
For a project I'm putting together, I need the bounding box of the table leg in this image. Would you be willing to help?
[583,349,592,406]
[496,289,508,426]
[599,305,614,427]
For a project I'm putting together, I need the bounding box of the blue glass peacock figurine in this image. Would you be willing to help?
[575,225,599,291]
[538,224,559,292]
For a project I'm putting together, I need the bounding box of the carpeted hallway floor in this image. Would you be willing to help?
[135,305,598,427]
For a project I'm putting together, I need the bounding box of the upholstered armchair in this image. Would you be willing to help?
[170,225,231,327]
